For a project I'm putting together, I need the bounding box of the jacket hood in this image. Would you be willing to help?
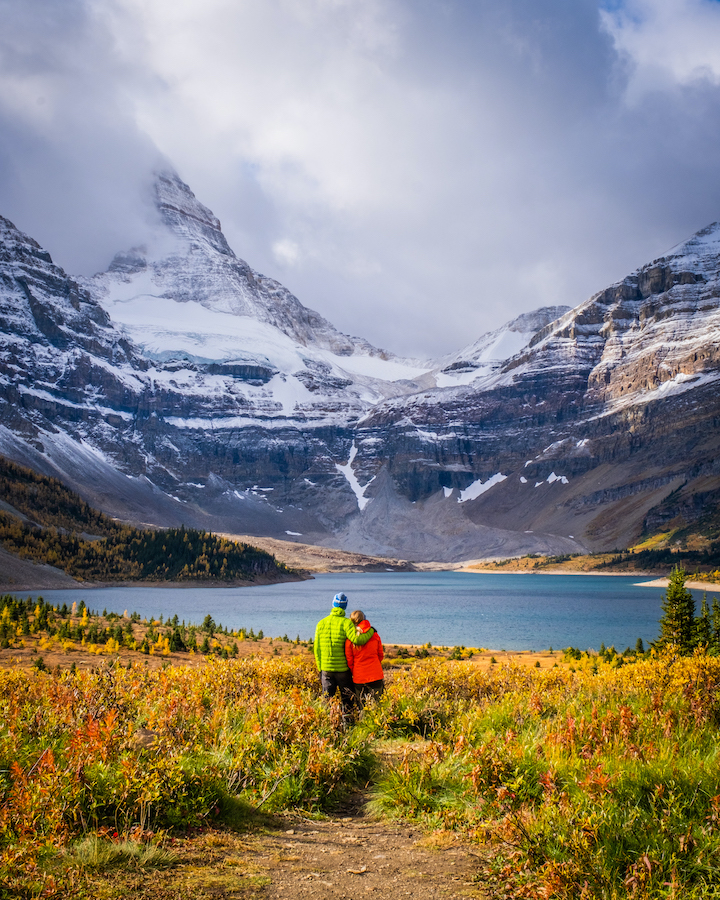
[357,619,372,633]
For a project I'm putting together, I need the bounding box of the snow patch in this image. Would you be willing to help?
[98,292,306,371]
[266,373,313,415]
[520,476,527,484]
[443,486,454,498]
[333,354,429,382]
[547,472,569,485]
[336,442,375,511]
[285,531,302,536]
[458,473,507,502]
[435,365,493,388]
[413,428,439,441]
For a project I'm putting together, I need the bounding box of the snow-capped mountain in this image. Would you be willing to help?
[85,171,435,414]
[432,306,570,388]
[351,222,720,555]
[1,173,718,562]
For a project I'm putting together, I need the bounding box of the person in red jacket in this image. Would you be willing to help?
[345,609,384,706]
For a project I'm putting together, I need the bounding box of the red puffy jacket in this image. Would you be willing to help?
[345,619,384,684]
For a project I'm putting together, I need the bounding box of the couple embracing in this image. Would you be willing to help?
[313,592,384,721]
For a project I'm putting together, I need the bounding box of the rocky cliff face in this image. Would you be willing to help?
[352,223,720,554]
[1,174,718,561]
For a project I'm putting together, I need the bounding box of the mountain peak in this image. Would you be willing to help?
[505,306,570,334]
[646,220,720,280]
[153,170,233,256]
[88,171,393,363]
[435,304,571,381]
[0,214,53,263]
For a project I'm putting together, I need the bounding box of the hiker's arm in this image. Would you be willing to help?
[344,619,374,645]
[313,624,321,669]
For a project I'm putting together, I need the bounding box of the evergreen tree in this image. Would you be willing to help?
[657,567,696,652]
[696,593,712,648]
[711,597,720,654]
[169,626,187,652]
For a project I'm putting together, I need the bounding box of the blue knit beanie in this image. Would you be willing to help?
[333,592,348,609]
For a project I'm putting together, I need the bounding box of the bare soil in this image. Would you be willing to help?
[219,534,416,574]
[0,545,82,591]
[75,804,491,900]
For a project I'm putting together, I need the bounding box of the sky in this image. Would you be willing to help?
[1,0,720,358]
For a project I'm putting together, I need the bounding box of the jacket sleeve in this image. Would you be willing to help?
[377,636,384,663]
[345,639,354,671]
[344,618,374,645]
[313,622,322,670]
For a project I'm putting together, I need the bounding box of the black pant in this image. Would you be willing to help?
[320,670,356,715]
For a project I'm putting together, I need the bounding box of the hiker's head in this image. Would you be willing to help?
[333,593,348,609]
[350,610,364,625]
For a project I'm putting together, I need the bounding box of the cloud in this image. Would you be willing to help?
[0,0,165,272]
[272,238,301,267]
[1,0,720,356]
[601,0,720,99]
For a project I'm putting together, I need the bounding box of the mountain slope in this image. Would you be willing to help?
[0,174,718,562]
[433,305,570,388]
[352,223,720,552]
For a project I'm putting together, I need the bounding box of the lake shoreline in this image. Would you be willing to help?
[6,526,720,594]
[7,571,668,651]
[3,536,718,596]
[0,552,310,594]
[6,568,719,595]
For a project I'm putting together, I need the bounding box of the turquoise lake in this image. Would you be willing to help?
[18,571,718,651]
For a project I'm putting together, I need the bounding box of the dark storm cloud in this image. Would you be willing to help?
[0,0,164,272]
[1,0,719,355]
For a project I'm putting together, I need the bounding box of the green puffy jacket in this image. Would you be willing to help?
[313,608,374,671]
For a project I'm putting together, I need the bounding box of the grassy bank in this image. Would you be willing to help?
[368,653,720,898]
[468,546,720,579]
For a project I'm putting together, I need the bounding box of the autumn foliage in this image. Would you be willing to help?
[0,655,371,897]
[366,653,720,898]
[3,606,720,898]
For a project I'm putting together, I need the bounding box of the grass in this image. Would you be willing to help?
[66,836,178,871]
[3,650,720,898]
[362,654,720,898]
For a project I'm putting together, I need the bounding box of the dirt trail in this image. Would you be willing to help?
[103,803,490,900]
[235,811,486,899]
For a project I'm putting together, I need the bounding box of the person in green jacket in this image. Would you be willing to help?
[314,592,374,722]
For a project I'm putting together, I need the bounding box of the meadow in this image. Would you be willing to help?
[2,594,720,898]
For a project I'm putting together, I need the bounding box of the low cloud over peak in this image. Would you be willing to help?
[1,0,720,356]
